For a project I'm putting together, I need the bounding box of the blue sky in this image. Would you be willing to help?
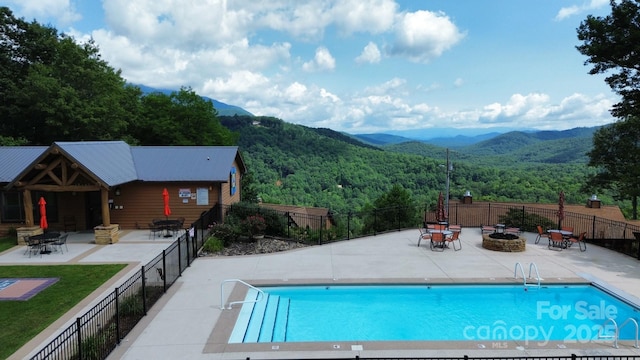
[3,0,617,137]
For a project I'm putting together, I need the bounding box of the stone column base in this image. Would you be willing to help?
[16,226,44,245]
[94,224,120,245]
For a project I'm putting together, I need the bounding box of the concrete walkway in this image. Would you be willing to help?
[5,228,640,359]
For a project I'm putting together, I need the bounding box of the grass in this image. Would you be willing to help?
[0,236,16,253]
[0,263,127,359]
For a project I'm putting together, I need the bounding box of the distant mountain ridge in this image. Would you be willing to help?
[136,84,254,117]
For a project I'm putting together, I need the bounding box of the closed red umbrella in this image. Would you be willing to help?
[557,191,565,228]
[38,197,48,230]
[162,188,171,219]
[436,192,446,222]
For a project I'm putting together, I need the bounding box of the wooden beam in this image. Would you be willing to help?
[23,184,101,192]
[23,190,33,226]
[35,163,47,170]
[29,157,62,185]
[101,188,111,227]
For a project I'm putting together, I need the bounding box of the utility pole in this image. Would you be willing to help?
[445,148,452,220]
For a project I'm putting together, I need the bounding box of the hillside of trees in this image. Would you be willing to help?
[221,116,605,216]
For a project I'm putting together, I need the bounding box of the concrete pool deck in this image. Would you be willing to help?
[5,227,640,359]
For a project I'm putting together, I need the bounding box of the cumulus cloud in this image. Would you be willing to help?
[389,10,466,63]
[6,0,81,26]
[356,42,382,64]
[302,47,336,72]
[555,0,609,20]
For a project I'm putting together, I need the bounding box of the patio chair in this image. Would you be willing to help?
[567,232,587,252]
[52,234,69,254]
[417,227,431,247]
[561,226,574,234]
[448,224,461,233]
[446,230,462,251]
[430,232,446,251]
[535,225,549,244]
[25,236,42,258]
[148,223,163,239]
[548,231,565,250]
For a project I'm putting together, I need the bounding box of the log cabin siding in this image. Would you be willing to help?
[109,182,222,230]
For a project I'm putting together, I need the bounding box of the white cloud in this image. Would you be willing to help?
[302,47,336,72]
[555,0,609,20]
[332,0,397,34]
[389,10,465,63]
[356,42,382,64]
[6,0,81,26]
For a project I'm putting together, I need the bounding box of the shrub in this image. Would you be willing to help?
[209,223,238,245]
[203,236,225,252]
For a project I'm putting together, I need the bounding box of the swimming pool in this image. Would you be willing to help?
[229,284,640,345]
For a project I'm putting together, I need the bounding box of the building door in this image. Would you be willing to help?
[85,191,102,229]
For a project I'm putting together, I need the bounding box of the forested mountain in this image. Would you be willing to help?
[221,115,599,215]
[385,127,598,165]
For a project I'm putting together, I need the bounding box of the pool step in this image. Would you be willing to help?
[271,296,290,342]
[228,288,260,343]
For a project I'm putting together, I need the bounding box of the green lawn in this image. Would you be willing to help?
[0,263,127,359]
[0,236,16,253]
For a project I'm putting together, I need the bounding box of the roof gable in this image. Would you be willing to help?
[56,141,138,186]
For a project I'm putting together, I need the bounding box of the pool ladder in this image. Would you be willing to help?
[220,279,265,309]
[598,317,639,348]
[514,262,541,288]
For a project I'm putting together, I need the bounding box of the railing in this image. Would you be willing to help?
[220,202,640,260]
[599,317,640,349]
[220,279,265,309]
[514,262,541,288]
[27,205,216,360]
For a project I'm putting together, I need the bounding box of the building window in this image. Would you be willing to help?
[1,191,24,223]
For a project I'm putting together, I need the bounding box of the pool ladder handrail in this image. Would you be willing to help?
[598,317,639,349]
[514,262,541,288]
[220,279,265,310]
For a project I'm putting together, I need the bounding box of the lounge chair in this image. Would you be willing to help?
[567,232,587,252]
[448,224,461,233]
[505,227,520,236]
[446,230,462,251]
[417,227,431,247]
[430,232,446,251]
[535,225,549,244]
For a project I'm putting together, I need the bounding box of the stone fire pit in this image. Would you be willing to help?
[482,233,526,252]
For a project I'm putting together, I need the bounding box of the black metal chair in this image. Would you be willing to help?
[52,234,69,253]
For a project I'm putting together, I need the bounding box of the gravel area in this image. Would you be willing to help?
[201,237,310,256]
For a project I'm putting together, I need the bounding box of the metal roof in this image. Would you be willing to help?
[131,146,241,182]
[1,142,242,187]
[0,146,47,182]
[56,141,138,186]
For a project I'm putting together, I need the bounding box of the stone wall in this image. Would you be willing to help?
[482,234,526,252]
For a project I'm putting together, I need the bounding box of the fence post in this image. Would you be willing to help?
[178,236,183,276]
[319,216,324,245]
[141,266,148,315]
[115,287,121,343]
[521,206,525,228]
[162,250,167,293]
[186,230,191,267]
[592,216,597,240]
[488,203,491,225]
[76,317,83,360]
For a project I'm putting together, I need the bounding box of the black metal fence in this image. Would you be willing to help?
[221,202,640,260]
[265,356,640,360]
[28,207,214,360]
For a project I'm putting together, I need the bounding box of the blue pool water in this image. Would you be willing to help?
[229,284,640,344]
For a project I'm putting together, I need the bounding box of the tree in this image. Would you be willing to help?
[576,0,640,119]
[132,87,238,146]
[577,0,640,219]
[584,116,640,219]
[0,7,141,144]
